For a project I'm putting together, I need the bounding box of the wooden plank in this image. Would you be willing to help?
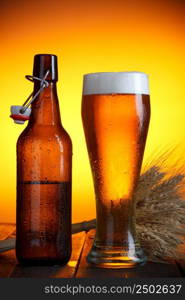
[10,232,86,278]
[175,242,185,276]
[76,230,181,278]
[123,262,181,278]
[0,224,17,277]
[0,250,17,278]
[176,260,185,277]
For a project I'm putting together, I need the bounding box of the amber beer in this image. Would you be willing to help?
[16,54,72,265]
[82,72,150,268]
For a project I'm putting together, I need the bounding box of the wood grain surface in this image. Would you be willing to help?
[0,225,184,278]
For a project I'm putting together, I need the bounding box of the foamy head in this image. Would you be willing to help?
[83,71,149,95]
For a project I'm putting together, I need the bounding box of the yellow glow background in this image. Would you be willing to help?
[1,0,185,223]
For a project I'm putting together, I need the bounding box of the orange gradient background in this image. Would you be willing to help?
[1,0,185,223]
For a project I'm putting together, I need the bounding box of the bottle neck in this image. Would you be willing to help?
[29,81,62,126]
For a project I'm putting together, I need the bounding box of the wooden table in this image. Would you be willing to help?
[0,224,185,278]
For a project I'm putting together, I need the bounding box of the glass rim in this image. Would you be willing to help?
[83,71,148,78]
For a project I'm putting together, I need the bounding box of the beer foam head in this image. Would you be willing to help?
[83,72,149,95]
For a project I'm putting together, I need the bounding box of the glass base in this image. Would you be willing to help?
[87,244,147,269]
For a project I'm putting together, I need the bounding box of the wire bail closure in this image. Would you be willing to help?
[21,70,50,113]
[10,70,50,124]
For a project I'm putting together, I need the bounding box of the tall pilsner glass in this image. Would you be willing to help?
[82,72,150,268]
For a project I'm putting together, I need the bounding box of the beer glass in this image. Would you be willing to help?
[82,72,150,268]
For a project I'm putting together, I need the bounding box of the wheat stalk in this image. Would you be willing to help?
[135,152,185,262]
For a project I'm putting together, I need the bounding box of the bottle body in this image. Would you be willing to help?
[16,55,72,265]
[16,126,72,265]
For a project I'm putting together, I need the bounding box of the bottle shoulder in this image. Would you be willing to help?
[17,124,72,148]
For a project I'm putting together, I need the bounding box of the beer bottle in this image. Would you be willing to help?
[16,54,72,265]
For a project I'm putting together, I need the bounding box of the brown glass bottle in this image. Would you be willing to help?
[16,54,72,266]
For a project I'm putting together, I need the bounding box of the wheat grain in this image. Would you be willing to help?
[135,152,185,262]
